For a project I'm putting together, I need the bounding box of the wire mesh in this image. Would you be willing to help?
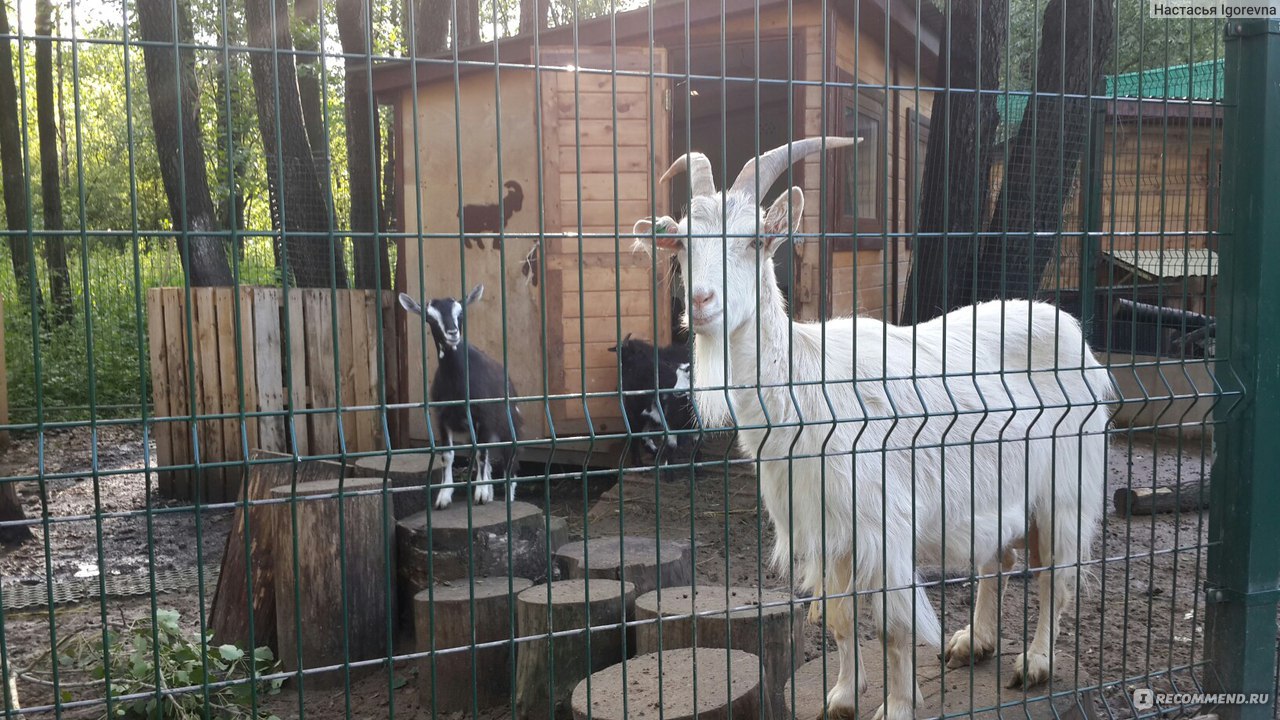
[0,1,1276,720]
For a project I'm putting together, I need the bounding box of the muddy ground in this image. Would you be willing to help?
[0,426,1273,719]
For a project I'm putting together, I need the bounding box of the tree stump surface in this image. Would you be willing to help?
[554,536,692,596]
[570,647,762,720]
[633,585,803,713]
[415,576,534,713]
[271,476,394,687]
[515,579,637,720]
[352,452,439,519]
[396,500,567,634]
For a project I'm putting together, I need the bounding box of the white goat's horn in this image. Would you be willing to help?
[730,136,862,200]
[660,152,717,197]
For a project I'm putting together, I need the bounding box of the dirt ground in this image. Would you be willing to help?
[0,426,1273,719]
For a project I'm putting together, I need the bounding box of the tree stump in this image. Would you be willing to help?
[633,586,803,715]
[570,648,762,720]
[352,452,439,519]
[415,576,534,712]
[553,536,692,596]
[210,451,359,652]
[515,579,637,720]
[397,500,568,634]
[272,476,394,687]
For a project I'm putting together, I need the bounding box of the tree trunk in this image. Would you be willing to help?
[0,4,45,314]
[455,0,479,47]
[337,0,390,289]
[405,0,450,55]
[293,0,330,179]
[35,0,72,326]
[973,0,1113,303]
[137,0,235,287]
[244,0,348,288]
[213,27,249,241]
[898,0,1006,325]
[519,0,549,34]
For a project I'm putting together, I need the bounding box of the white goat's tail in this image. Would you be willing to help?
[913,583,944,650]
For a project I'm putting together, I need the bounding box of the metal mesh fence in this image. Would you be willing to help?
[0,1,1277,720]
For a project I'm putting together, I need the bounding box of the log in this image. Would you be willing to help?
[570,648,762,720]
[351,452,439,519]
[415,576,534,713]
[272,476,395,687]
[553,536,692,595]
[633,586,803,715]
[1113,481,1209,516]
[209,451,356,651]
[515,579,637,720]
[396,500,568,635]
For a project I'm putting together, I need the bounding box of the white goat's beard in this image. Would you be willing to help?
[691,328,733,428]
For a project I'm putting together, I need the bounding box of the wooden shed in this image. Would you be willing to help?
[998,59,1223,295]
[372,0,942,450]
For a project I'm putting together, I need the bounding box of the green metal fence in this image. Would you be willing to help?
[0,1,1277,720]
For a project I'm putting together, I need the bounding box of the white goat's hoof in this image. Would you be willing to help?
[434,489,454,510]
[945,624,996,668]
[474,483,494,504]
[814,703,856,720]
[1007,651,1051,689]
[870,697,914,720]
[824,683,859,715]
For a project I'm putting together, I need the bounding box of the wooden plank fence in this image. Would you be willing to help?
[147,288,401,502]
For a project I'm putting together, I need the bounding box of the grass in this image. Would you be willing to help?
[2,237,278,426]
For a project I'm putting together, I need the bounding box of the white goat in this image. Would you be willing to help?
[632,137,1113,720]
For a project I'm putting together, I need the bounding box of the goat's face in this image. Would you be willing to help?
[399,284,484,358]
[633,137,860,338]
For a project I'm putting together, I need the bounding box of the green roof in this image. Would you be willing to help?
[1105,58,1224,101]
[996,58,1223,137]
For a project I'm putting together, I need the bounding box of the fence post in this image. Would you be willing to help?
[1206,18,1280,720]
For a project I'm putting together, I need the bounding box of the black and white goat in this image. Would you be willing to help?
[400,285,522,509]
[609,335,695,464]
[459,180,524,250]
[633,137,1114,720]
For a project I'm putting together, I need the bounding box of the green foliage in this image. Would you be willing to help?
[1,239,277,424]
[50,609,282,720]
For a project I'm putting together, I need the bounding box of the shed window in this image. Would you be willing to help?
[829,77,886,249]
[844,107,881,222]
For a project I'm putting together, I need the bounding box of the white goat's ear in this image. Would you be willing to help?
[762,187,805,253]
[399,292,423,315]
[631,216,682,256]
[465,284,485,305]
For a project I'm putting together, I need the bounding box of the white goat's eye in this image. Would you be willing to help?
[747,238,762,251]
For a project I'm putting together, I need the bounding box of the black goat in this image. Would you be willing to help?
[400,286,522,508]
[609,335,696,465]
[459,180,524,250]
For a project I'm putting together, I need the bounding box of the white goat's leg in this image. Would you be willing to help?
[1009,522,1071,689]
[871,563,925,720]
[435,428,457,509]
[945,547,1014,668]
[815,558,866,714]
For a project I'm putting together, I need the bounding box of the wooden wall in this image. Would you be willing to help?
[397,69,547,444]
[1029,119,1218,291]
[397,48,672,444]
[147,288,396,502]
[538,46,673,435]
[794,14,933,323]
